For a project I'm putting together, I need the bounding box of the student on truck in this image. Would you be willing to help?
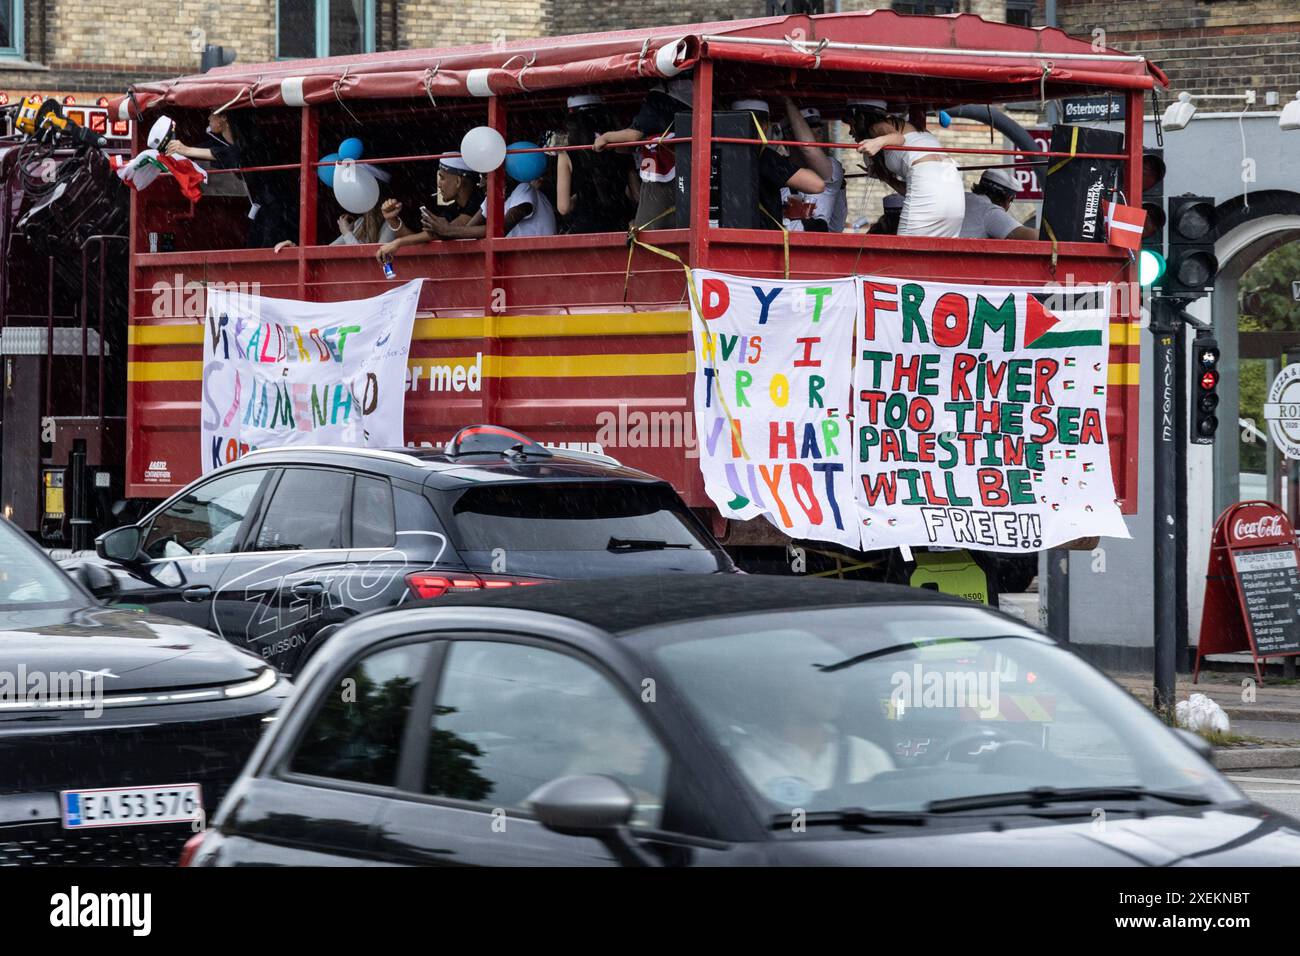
[165,109,298,248]
[419,174,557,240]
[851,99,965,238]
[959,167,1038,241]
[730,98,827,229]
[590,76,693,230]
[778,106,846,233]
[555,93,637,234]
[374,155,484,261]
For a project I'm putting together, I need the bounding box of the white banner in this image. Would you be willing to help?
[690,269,858,547]
[201,280,422,472]
[853,276,1129,552]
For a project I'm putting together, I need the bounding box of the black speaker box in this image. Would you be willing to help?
[1037,124,1125,243]
[673,111,762,229]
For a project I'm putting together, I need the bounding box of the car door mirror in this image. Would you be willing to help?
[1173,727,1214,762]
[97,525,143,565]
[73,562,118,598]
[528,774,636,835]
[527,774,659,867]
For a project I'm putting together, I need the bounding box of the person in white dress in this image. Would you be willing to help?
[851,99,965,238]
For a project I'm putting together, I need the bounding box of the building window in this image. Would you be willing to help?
[892,0,957,14]
[1006,0,1035,27]
[277,0,374,59]
[0,0,24,58]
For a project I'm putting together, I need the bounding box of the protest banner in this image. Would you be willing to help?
[201,280,422,472]
[690,269,858,547]
[853,276,1129,552]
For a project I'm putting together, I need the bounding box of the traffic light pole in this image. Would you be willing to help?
[1151,296,1181,717]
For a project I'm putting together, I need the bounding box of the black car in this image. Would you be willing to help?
[187,575,1300,867]
[66,426,734,674]
[0,514,290,865]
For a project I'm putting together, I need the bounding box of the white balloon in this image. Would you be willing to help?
[460,126,506,173]
[333,160,379,214]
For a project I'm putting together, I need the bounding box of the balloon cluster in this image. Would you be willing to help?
[318,137,382,214]
[318,129,549,214]
[459,127,546,182]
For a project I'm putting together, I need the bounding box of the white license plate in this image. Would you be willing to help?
[61,784,203,829]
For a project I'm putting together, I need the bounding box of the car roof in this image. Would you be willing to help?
[421,574,980,635]
[230,444,665,487]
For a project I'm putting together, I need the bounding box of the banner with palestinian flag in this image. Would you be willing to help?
[852,276,1129,552]
[115,148,207,203]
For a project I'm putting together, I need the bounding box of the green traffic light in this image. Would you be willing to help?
[1139,248,1166,287]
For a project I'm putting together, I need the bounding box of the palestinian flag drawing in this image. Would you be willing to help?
[1024,289,1108,350]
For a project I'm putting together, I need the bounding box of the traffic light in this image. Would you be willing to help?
[1138,148,1167,289]
[1165,195,1219,299]
[1191,332,1220,444]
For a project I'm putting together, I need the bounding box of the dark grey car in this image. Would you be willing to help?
[63,428,734,675]
[187,576,1300,867]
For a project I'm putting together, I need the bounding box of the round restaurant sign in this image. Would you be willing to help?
[1265,363,1300,460]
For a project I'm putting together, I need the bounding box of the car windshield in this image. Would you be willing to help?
[0,520,81,608]
[641,605,1240,817]
[448,482,728,577]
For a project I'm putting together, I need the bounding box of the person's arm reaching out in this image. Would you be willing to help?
[592,127,646,152]
[782,99,832,182]
[165,140,214,162]
[556,152,575,216]
[785,168,825,196]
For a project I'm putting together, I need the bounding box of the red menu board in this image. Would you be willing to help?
[1196,501,1300,684]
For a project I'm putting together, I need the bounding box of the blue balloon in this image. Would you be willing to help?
[338,137,364,161]
[318,152,339,187]
[937,110,952,128]
[504,142,546,183]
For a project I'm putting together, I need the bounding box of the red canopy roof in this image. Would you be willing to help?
[109,10,1166,119]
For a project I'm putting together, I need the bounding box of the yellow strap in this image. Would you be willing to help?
[628,233,750,461]
[1047,125,1080,176]
[1043,219,1060,276]
[757,202,791,280]
[621,205,676,302]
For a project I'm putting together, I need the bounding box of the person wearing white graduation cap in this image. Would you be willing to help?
[375,155,484,261]
[729,97,826,230]
[778,105,846,233]
[850,98,964,238]
[591,75,694,229]
[960,166,1037,241]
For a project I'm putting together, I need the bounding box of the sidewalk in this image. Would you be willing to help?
[1109,672,1300,726]
[1108,671,1300,768]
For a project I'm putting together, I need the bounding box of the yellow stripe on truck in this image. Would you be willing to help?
[128,311,693,346]
[127,353,694,383]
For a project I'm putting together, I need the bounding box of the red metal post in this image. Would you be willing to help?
[80,243,89,416]
[481,96,507,426]
[98,240,107,423]
[298,106,319,299]
[689,59,714,272]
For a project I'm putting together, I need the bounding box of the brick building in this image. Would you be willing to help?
[2,1,1295,100]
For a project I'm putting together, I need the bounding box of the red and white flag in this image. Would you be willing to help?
[116,148,207,204]
[1103,200,1145,251]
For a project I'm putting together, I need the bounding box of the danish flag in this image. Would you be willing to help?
[1103,200,1145,251]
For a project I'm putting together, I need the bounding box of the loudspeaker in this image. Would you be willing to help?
[1038,124,1125,244]
[673,111,761,229]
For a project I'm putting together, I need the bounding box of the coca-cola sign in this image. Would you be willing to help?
[1227,504,1293,547]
